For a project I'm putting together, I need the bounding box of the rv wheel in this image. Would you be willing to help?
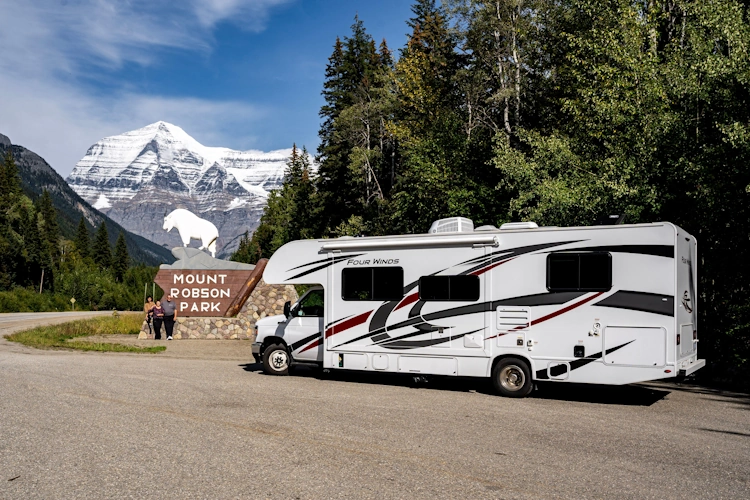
[492,358,533,398]
[262,344,290,376]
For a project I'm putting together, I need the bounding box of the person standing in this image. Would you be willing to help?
[162,294,178,340]
[144,296,155,336]
[152,300,165,340]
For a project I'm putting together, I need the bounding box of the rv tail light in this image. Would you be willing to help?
[676,334,681,345]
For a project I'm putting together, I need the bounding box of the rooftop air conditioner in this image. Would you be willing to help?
[428,217,474,234]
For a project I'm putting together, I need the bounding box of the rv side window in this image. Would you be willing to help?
[547,252,611,291]
[419,275,480,301]
[342,267,404,301]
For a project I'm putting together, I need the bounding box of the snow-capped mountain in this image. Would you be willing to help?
[67,121,297,257]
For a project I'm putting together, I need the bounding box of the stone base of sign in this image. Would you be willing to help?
[138,279,297,340]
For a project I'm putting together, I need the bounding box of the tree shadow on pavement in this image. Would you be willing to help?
[532,382,670,406]
[239,362,670,404]
[654,382,750,410]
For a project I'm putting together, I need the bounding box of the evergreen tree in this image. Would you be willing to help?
[0,150,22,215]
[113,231,129,282]
[74,217,90,259]
[35,190,60,265]
[316,17,388,233]
[92,222,111,270]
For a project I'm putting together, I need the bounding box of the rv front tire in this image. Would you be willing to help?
[262,344,290,376]
[492,358,533,398]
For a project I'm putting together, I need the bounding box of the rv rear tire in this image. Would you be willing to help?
[492,358,533,398]
[262,344,290,376]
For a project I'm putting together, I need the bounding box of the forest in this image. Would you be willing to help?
[0,150,156,311]
[232,0,750,387]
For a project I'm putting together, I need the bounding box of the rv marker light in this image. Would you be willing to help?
[664,369,672,373]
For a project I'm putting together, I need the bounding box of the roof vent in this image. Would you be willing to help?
[500,221,538,230]
[429,217,474,234]
[475,225,498,232]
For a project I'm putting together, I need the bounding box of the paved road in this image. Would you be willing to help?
[0,314,748,499]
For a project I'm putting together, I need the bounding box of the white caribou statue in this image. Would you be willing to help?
[163,209,219,258]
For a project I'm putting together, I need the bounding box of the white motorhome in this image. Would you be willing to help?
[251,218,705,397]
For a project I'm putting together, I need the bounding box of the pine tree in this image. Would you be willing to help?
[316,16,387,233]
[74,217,90,259]
[0,150,22,213]
[113,231,129,282]
[35,190,60,265]
[92,222,111,270]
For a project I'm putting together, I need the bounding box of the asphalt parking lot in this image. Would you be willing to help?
[1,316,748,499]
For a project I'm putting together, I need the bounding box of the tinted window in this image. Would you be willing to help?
[579,253,611,290]
[419,275,480,301]
[342,268,372,300]
[547,252,611,291]
[294,289,324,317]
[342,267,404,301]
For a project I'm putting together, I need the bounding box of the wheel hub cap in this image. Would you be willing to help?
[271,352,288,370]
[500,366,525,391]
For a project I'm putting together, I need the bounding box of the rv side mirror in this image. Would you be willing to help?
[283,301,291,318]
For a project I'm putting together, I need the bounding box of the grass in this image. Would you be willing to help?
[5,313,166,353]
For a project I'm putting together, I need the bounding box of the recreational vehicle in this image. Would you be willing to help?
[251,218,705,397]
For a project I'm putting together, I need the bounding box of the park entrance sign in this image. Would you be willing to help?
[153,247,267,318]
[155,270,250,316]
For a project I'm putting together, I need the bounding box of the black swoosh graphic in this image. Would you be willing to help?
[535,340,635,379]
[338,291,595,347]
[288,254,366,280]
[594,291,674,316]
[566,245,674,258]
[287,253,366,271]
[290,331,322,352]
[461,241,585,275]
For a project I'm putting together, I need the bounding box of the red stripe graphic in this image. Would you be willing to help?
[324,310,372,338]
[395,292,419,311]
[530,292,604,326]
[299,338,322,353]
[470,257,515,276]
[485,292,604,340]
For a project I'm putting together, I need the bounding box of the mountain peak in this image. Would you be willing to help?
[67,121,297,257]
[0,133,11,148]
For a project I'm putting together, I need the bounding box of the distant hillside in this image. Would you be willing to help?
[0,133,173,266]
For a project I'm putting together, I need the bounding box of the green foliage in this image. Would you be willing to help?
[238,1,750,388]
[92,222,111,270]
[74,217,90,259]
[113,231,129,282]
[234,145,317,263]
[5,313,165,353]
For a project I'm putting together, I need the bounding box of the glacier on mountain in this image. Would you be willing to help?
[66,121,300,258]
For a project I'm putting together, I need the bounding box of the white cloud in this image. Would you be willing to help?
[0,0,290,175]
[0,76,268,176]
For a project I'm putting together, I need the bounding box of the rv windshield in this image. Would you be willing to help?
[292,289,324,317]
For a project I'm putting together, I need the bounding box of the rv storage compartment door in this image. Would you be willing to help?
[496,307,529,348]
[603,326,666,367]
[398,356,457,376]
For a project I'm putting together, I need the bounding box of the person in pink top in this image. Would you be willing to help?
[152,300,165,340]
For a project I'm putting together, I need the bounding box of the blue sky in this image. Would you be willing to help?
[0,0,416,177]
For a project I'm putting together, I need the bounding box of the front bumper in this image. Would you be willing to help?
[251,342,262,363]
